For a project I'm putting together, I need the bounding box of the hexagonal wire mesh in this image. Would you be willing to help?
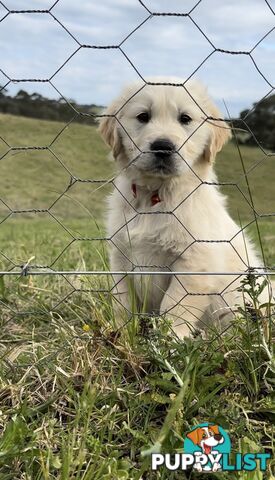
[0,0,274,346]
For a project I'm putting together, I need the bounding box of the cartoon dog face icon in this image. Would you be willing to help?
[187,424,224,455]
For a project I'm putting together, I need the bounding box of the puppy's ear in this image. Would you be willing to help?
[203,104,231,163]
[98,101,123,159]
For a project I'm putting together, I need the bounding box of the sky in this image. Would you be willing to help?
[0,0,274,116]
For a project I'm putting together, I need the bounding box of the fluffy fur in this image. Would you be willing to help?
[99,77,270,338]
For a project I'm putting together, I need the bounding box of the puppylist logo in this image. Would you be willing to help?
[151,423,271,473]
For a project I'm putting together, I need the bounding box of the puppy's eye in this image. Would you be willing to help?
[179,113,192,125]
[136,112,150,123]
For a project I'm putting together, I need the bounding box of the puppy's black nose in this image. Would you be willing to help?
[150,139,175,157]
[214,434,223,442]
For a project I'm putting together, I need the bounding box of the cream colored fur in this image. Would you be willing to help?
[99,77,271,338]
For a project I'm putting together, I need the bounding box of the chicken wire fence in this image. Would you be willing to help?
[0,0,274,346]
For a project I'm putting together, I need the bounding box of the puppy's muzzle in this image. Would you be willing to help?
[150,138,175,159]
[149,138,176,173]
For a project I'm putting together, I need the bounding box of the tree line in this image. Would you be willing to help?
[0,86,274,149]
[232,94,275,150]
[0,86,103,124]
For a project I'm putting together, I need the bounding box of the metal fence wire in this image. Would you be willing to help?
[0,0,274,342]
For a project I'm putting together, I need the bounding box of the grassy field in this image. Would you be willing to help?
[0,114,274,479]
[0,113,274,269]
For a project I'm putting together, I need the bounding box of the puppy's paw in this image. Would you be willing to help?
[171,321,203,340]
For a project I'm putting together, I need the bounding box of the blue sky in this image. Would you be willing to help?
[0,0,274,116]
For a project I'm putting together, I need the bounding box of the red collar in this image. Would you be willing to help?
[131,183,161,206]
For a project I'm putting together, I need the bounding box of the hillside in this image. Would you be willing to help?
[0,113,274,268]
[0,88,103,124]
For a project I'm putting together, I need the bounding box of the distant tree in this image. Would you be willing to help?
[0,85,7,97]
[15,89,30,101]
[237,95,275,150]
[30,93,44,102]
[0,88,102,124]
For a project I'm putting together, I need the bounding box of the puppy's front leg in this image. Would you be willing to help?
[160,275,211,338]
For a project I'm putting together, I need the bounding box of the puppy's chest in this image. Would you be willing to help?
[125,212,191,260]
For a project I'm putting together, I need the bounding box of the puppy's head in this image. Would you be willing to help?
[99,77,231,179]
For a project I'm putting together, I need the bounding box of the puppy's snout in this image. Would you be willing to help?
[214,434,223,442]
[150,138,175,157]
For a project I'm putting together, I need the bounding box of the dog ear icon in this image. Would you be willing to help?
[186,428,200,445]
[211,425,222,435]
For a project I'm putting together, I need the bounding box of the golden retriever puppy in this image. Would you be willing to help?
[99,77,269,338]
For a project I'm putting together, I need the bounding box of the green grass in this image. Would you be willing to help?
[215,141,275,268]
[0,114,274,479]
[0,113,274,270]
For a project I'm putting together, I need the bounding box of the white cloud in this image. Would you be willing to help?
[0,12,77,78]
[52,47,141,106]
[192,52,271,116]
[2,0,51,9]
[251,29,275,86]
[122,16,213,80]
[53,0,148,45]
[192,0,275,50]
[141,0,201,13]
